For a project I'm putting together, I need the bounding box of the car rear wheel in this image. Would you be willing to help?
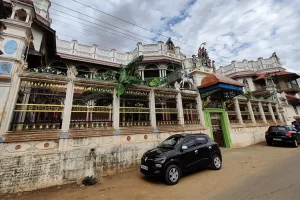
[293,139,298,148]
[267,140,272,146]
[211,154,222,170]
[165,165,180,185]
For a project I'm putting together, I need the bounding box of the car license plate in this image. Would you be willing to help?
[273,138,282,141]
[141,165,148,170]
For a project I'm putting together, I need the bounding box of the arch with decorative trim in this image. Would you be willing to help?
[50,61,68,73]
[144,64,160,79]
[76,65,92,79]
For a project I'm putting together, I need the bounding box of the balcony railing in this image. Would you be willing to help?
[70,120,113,130]
[157,120,179,126]
[10,121,62,132]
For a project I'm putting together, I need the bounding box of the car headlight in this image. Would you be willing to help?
[154,157,166,164]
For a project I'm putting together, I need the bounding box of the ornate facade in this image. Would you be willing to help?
[0,0,286,194]
[217,54,300,124]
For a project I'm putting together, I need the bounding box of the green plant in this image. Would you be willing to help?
[149,77,167,87]
[243,90,254,100]
[116,56,144,96]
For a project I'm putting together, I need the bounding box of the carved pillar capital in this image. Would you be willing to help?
[67,66,78,78]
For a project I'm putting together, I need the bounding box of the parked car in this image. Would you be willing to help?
[140,133,222,185]
[265,125,300,147]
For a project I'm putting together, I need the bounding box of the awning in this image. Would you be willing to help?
[198,74,244,99]
[198,74,244,89]
[254,71,300,81]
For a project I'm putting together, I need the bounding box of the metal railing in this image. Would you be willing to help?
[157,120,179,126]
[70,120,113,129]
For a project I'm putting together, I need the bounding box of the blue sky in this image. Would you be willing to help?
[50,0,300,73]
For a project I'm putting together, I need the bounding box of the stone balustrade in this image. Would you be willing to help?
[56,38,186,66]
[217,57,285,76]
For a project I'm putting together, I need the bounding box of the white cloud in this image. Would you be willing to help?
[49,0,300,72]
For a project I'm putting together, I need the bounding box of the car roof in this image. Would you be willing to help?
[172,133,208,137]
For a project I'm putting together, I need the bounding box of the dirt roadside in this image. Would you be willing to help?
[3,143,298,200]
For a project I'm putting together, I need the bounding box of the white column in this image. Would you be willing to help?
[112,89,120,130]
[142,70,144,80]
[61,80,75,132]
[25,11,31,23]
[234,98,244,124]
[159,70,162,78]
[149,90,156,129]
[0,75,21,134]
[247,101,256,124]
[258,102,267,124]
[268,103,276,123]
[276,104,283,122]
[177,92,184,125]
[196,94,204,125]
[11,9,16,19]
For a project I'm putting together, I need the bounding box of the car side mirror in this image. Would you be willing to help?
[182,145,188,150]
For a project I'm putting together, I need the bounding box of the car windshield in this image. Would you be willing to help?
[157,136,184,149]
[269,126,286,132]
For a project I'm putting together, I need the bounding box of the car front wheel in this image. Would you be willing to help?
[165,165,180,185]
[267,140,272,146]
[211,154,222,170]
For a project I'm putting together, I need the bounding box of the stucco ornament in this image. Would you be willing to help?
[16,60,28,73]
[174,81,180,91]
[67,66,78,78]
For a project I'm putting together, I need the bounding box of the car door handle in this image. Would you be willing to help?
[195,150,198,154]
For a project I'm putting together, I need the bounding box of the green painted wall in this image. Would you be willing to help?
[204,108,232,148]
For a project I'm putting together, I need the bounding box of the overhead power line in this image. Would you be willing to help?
[33,1,233,65]
[35,1,234,62]
[70,0,234,62]
[71,0,194,48]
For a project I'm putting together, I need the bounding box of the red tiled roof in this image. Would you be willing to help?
[198,74,244,89]
[254,71,300,81]
[17,0,34,6]
[286,94,300,103]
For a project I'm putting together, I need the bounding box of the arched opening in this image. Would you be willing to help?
[14,9,27,22]
[50,62,68,73]
[166,64,182,75]
[76,65,91,79]
[144,64,160,81]
[96,68,108,76]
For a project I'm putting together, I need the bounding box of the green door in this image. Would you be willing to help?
[204,108,232,148]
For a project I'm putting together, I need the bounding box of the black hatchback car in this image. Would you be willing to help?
[140,133,222,185]
[265,125,300,147]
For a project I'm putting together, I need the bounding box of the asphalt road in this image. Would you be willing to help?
[204,146,300,200]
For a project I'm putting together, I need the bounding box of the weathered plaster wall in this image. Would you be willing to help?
[0,83,11,126]
[0,131,202,194]
[285,105,297,124]
[230,125,268,148]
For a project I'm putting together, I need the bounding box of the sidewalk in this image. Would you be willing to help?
[5,142,299,200]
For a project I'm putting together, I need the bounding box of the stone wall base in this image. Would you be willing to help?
[0,130,205,194]
[230,125,269,148]
[0,126,268,194]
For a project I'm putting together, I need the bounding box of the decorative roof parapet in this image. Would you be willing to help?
[56,38,186,66]
[217,53,285,77]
